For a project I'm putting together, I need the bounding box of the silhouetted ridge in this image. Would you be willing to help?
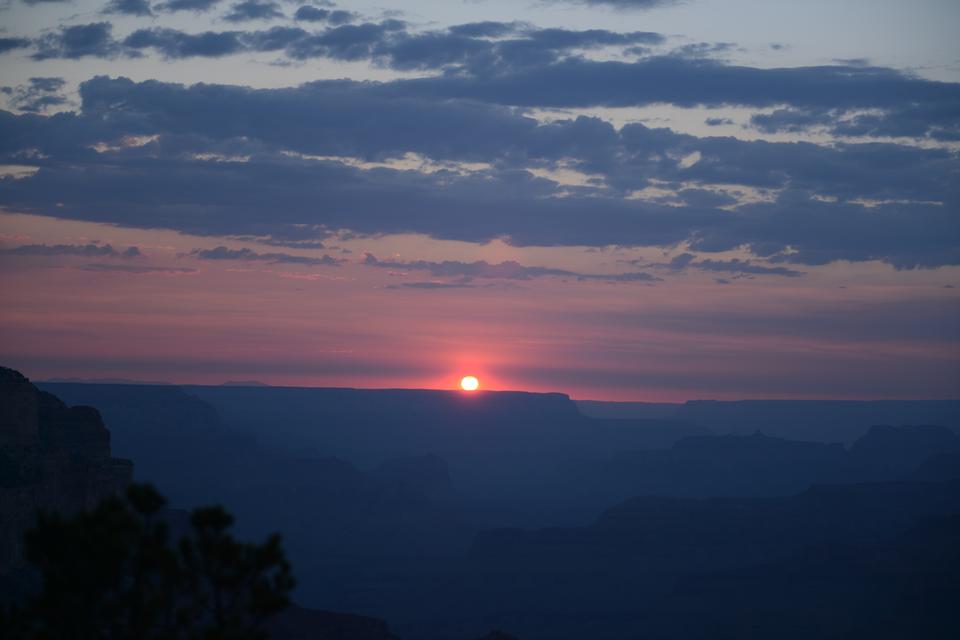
[674,399,960,442]
[150,384,708,527]
[37,391,111,459]
[0,367,132,575]
[593,479,960,533]
[3,370,411,639]
[559,425,960,509]
[22,380,960,639]
[0,368,29,384]
[850,424,960,476]
[468,480,960,563]
[451,479,960,639]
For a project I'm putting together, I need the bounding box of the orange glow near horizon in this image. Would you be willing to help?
[2,213,959,402]
[460,375,480,391]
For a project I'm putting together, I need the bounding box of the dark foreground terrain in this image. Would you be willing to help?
[3,373,957,638]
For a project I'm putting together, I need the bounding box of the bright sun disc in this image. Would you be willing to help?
[460,375,480,391]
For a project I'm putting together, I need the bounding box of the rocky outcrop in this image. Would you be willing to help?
[0,366,133,575]
[0,368,38,450]
[37,391,112,460]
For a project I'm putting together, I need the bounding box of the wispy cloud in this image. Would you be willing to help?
[644,253,805,277]
[187,245,346,266]
[364,253,658,283]
[76,263,196,274]
[3,243,142,258]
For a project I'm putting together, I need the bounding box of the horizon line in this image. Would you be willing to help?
[34,377,960,404]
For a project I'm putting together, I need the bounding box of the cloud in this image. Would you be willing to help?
[597,297,960,345]
[751,108,834,134]
[0,37,32,54]
[242,26,311,51]
[386,281,480,290]
[103,0,154,16]
[223,0,283,23]
[155,0,222,11]
[77,263,196,274]
[13,16,957,143]
[55,18,664,72]
[363,252,578,280]
[2,77,68,112]
[64,76,956,204]
[32,23,121,60]
[552,0,683,9]
[652,253,804,277]
[124,28,247,58]
[285,20,404,61]
[294,5,353,24]
[752,106,960,142]
[3,243,141,257]
[670,42,737,58]
[447,22,525,38]
[51,17,954,141]
[1,75,957,269]
[363,252,658,283]
[17,77,65,92]
[188,245,345,265]
[5,13,959,142]
[285,22,665,71]
[584,271,659,282]
[390,56,960,121]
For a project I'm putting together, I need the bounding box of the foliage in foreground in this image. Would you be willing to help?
[2,484,294,639]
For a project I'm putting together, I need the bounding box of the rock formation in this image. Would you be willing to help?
[0,366,133,575]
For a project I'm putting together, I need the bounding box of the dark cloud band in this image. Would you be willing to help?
[1,74,957,268]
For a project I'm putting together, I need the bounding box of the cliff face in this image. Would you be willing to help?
[0,366,133,574]
[0,368,38,450]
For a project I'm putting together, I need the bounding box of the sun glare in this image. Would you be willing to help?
[460,375,480,391]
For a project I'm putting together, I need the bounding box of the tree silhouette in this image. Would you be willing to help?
[2,484,294,639]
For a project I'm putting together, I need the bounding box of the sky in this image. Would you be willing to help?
[0,0,958,400]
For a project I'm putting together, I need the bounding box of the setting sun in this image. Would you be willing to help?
[460,375,480,391]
